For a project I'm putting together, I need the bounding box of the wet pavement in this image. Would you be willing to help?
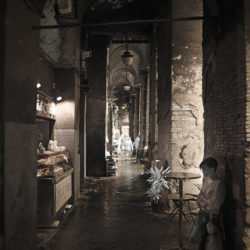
[38,158,196,250]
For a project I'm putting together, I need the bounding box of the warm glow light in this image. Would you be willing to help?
[121,51,133,65]
[36,82,41,88]
[123,85,131,91]
[56,96,62,101]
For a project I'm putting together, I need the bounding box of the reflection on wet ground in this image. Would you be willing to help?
[38,158,195,250]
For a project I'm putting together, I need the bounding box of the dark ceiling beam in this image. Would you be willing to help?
[32,15,209,30]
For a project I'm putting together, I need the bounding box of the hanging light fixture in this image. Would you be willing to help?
[123,64,131,91]
[123,85,131,91]
[121,0,133,65]
[121,49,133,65]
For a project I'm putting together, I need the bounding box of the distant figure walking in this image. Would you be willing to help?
[133,135,140,161]
[124,135,133,160]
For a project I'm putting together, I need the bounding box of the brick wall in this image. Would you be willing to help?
[203,0,248,248]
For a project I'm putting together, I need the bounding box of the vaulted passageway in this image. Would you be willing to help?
[1,1,250,250]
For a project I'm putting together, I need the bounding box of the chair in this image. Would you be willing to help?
[169,193,197,221]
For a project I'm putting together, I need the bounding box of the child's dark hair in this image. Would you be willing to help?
[199,157,218,171]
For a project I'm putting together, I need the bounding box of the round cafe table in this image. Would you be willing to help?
[164,172,201,250]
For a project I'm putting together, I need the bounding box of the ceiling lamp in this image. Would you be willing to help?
[121,51,133,65]
[123,64,131,91]
[123,85,131,91]
[121,3,133,66]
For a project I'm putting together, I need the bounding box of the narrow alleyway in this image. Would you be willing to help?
[38,158,195,250]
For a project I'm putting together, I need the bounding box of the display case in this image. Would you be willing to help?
[37,150,73,226]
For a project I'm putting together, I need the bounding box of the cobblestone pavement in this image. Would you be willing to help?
[38,158,196,250]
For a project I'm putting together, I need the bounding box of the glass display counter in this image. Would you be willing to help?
[37,151,73,226]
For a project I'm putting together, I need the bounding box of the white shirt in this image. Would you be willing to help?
[197,176,225,215]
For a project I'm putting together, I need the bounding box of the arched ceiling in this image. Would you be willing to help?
[108,43,149,91]
[111,67,136,88]
[81,0,152,108]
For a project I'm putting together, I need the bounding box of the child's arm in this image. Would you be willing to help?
[197,192,206,208]
[203,181,225,214]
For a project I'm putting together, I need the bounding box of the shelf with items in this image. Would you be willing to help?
[36,90,56,120]
[36,90,56,154]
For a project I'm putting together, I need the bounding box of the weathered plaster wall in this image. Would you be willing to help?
[156,0,203,192]
[40,11,61,63]
[86,36,108,176]
[36,58,55,96]
[40,1,81,68]
[203,0,248,248]
[171,0,203,193]
[3,0,40,249]
[58,28,81,68]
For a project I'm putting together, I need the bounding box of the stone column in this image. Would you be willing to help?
[129,96,134,141]
[138,70,147,160]
[133,88,140,138]
[86,36,108,176]
[79,60,88,179]
[157,0,172,166]
[149,29,159,161]
[143,68,150,158]
[171,0,203,177]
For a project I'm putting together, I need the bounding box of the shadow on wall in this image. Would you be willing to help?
[222,157,244,250]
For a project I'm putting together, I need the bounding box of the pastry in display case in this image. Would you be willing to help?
[37,141,73,226]
[37,149,72,178]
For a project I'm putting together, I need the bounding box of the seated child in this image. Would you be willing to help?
[190,157,225,250]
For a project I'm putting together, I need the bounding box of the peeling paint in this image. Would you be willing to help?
[172,55,182,60]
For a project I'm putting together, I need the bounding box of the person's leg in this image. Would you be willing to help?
[125,150,129,160]
[198,212,209,250]
[190,211,208,249]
